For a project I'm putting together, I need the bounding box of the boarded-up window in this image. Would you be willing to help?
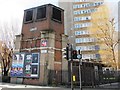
[36,6,46,20]
[31,40,35,48]
[25,10,33,22]
[52,7,61,22]
[55,50,61,62]
[26,41,31,48]
[21,41,27,49]
[36,40,40,47]
[55,41,61,48]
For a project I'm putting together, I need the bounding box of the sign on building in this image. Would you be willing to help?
[41,39,47,47]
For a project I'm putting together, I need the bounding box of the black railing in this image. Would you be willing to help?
[47,69,120,88]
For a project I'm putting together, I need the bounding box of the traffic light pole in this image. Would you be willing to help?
[70,44,74,90]
[79,58,82,90]
[78,50,82,90]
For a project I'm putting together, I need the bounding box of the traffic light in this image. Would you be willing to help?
[63,46,69,60]
[72,50,77,59]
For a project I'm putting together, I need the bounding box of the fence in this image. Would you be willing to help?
[81,70,119,87]
[71,66,119,87]
[47,69,120,88]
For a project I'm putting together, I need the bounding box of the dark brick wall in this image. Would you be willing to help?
[21,4,64,40]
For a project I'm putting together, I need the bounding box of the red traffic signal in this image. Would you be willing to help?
[72,50,77,59]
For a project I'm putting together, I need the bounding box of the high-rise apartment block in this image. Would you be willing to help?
[59,0,104,61]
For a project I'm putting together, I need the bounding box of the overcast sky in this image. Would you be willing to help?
[0,0,119,34]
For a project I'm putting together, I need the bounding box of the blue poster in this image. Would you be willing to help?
[10,53,25,77]
[10,52,39,78]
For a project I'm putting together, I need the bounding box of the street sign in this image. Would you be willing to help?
[41,50,47,53]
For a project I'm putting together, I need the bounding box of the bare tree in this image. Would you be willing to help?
[0,21,18,76]
[89,5,119,70]
[0,43,13,76]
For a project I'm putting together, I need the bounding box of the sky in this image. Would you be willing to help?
[0,0,119,35]
[0,0,58,35]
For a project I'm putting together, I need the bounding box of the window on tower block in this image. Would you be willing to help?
[25,10,33,23]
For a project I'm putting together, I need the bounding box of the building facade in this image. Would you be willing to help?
[59,0,104,61]
[11,4,68,85]
[59,0,107,85]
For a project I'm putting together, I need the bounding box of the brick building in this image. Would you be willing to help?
[11,4,68,85]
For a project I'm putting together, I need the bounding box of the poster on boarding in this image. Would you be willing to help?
[10,53,25,77]
[41,39,47,47]
[24,53,39,78]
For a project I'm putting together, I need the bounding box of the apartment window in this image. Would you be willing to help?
[25,10,33,22]
[74,0,80,2]
[76,45,95,51]
[74,11,77,15]
[73,2,103,9]
[52,7,61,22]
[76,46,81,50]
[75,37,95,43]
[98,2,101,5]
[76,46,93,51]
[74,24,80,28]
[96,54,100,59]
[95,3,97,6]
[36,6,46,20]
[75,38,79,43]
[75,38,82,43]
[95,45,100,50]
[74,24,78,28]
[75,31,80,35]
[82,54,96,59]
[82,54,90,59]
[76,46,94,51]
[74,8,96,15]
[73,5,76,9]
[74,16,91,22]
[74,23,91,29]
[75,38,80,43]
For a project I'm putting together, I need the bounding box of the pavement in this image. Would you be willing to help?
[0,82,59,89]
[98,82,119,89]
[0,82,119,90]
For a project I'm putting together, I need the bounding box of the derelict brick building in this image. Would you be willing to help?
[11,4,68,85]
